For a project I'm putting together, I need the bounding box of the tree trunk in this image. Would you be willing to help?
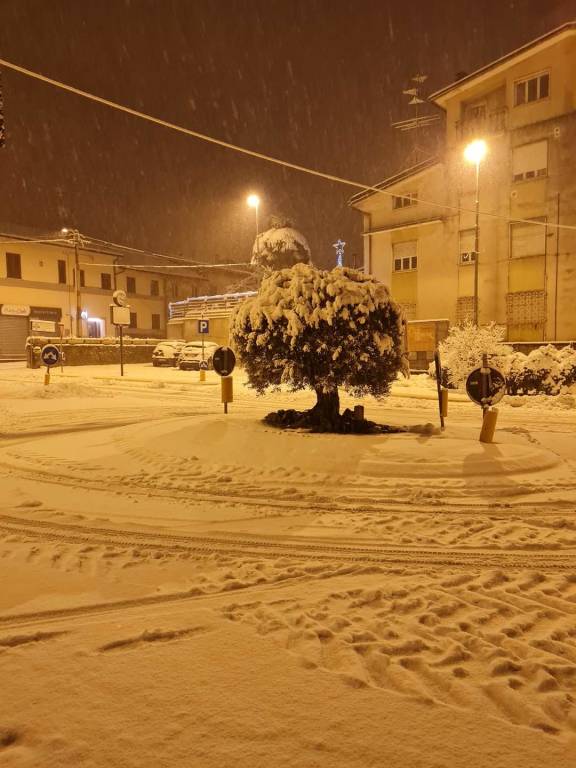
[310,386,340,428]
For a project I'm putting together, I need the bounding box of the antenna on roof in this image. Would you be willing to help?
[391,74,440,165]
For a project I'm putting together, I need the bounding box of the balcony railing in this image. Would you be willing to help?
[456,107,508,140]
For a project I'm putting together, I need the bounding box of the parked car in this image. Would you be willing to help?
[152,340,186,367]
[178,341,219,371]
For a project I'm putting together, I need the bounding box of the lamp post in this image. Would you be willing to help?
[246,194,260,259]
[463,139,487,326]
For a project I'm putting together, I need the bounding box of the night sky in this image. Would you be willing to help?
[0,0,574,269]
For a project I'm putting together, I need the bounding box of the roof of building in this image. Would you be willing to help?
[0,223,252,281]
[430,21,576,105]
[348,157,441,207]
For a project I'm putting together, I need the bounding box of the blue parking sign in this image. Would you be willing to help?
[198,319,210,334]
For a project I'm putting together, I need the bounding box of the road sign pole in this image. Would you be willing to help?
[433,350,445,430]
[44,366,50,386]
[119,325,124,377]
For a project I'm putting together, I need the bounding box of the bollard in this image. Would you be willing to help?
[221,375,233,414]
[199,368,206,383]
[44,368,50,386]
[440,388,448,418]
[479,407,498,443]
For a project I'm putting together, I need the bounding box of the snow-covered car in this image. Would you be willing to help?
[177,341,219,371]
[152,340,186,367]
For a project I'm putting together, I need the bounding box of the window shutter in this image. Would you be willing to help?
[392,241,417,259]
[512,140,547,177]
[511,220,546,258]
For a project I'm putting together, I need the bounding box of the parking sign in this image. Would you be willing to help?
[198,319,210,334]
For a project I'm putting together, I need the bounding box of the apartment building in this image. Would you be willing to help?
[0,228,207,360]
[350,22,576,344]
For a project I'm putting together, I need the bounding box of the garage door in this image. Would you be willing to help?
[0,315,29,360]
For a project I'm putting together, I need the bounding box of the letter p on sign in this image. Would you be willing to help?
[198,319,210,334]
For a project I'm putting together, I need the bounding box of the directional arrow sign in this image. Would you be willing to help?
[40,344,61,367]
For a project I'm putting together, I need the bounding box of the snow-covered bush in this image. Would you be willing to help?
[506,344,576,395]
[433,321,510,388]
[231,263,405,430]
[251,216,311,270]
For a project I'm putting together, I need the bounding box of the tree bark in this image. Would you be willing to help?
[310,386,340,427]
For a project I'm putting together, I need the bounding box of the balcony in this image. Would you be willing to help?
[456,107,508,140]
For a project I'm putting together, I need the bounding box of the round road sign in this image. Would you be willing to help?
[465,366,506,407]
[40,344,61,367]
[113,289,127,307]
[212,346,236,377]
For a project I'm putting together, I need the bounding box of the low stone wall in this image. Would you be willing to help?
[26,336,161,368]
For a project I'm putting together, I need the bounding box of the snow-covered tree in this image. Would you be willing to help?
[231,263,405,431]
[251,215,311,271]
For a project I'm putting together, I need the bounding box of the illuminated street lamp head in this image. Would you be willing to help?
[60,227,69,234]
[464,139,487,165]
[246,194,260,209]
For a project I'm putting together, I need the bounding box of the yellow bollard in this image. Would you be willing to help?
[44,369,50,386]
[199,368,206,383]
[221,375,233,414]
[440,388,448,418]
[479,407,498,443]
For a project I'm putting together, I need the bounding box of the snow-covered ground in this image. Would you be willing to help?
[1,362,575,767]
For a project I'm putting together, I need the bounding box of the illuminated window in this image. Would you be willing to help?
[514,73,549,106]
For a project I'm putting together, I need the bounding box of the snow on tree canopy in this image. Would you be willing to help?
[231,263,405,403]
[251,216,311,270]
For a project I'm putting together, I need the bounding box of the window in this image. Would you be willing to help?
[126,276,136,294]
[150,279,159,296]
[58,259,67,284]
[512,140,547,182]
[151,313,161,330]
[392,241,417,271]
[459,229,477,265]
[129,312,137,328]
[392,192,417,210]
[510,218,547,259]
[6,252,21,279]
[101,273,112,290]
[514,72,549,106]
[79,269,85,287]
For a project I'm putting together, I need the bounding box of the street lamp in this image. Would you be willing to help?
[463,139,487,326]
[246,194,260,259]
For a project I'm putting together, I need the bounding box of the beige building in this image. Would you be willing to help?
[351,22,576,346]
[0,228,209,360]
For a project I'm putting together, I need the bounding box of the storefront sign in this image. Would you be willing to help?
[1,304,30,316]
[30,319,57,333]
[30,306,63,322]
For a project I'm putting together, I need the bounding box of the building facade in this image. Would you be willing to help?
[351,22,576,345]
[0,230,207,360]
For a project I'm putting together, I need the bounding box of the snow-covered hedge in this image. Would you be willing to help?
[433,322,510,388]
[506,345,576,395]
[430,322,576,396]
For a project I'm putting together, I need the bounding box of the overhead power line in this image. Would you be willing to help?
[1,57,575,232]
[80,261,253,270]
